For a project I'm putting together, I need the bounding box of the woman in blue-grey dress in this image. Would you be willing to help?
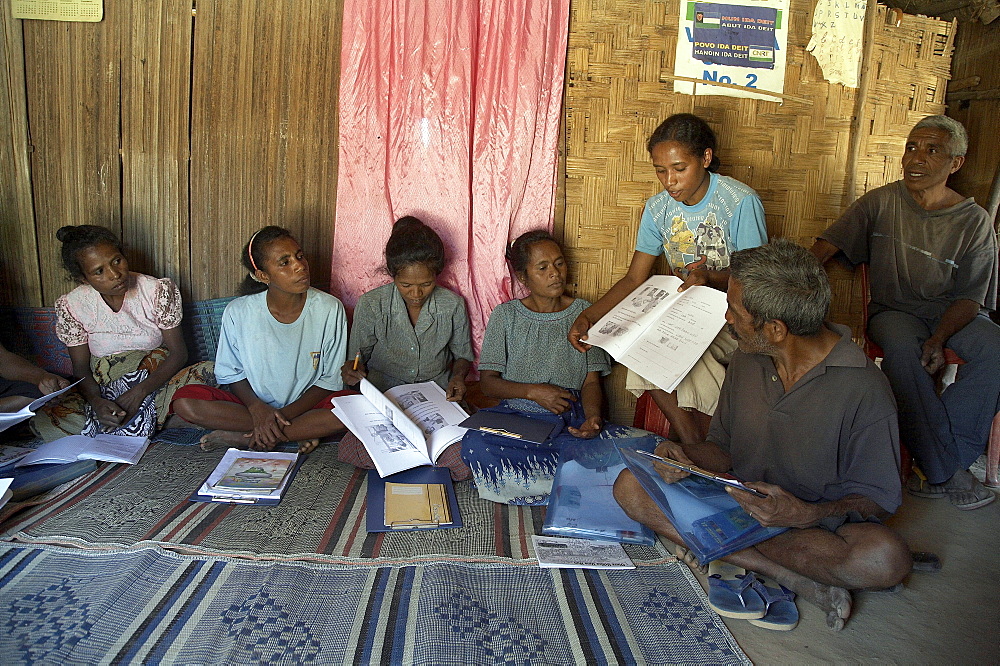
[462,230,645,504]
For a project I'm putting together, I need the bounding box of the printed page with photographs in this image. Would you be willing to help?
[584,275,727,392]
[331,379,469,477]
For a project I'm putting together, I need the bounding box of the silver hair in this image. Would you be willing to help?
[729,239,830,337]
[913,115,968,157]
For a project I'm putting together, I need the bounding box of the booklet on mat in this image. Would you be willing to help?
[193,448,301,503]
[331,379,469,477]
[584,275,727,392]
[616,444,787,565]
[16,432,149,467]
[531,535,635,570]
[542,436,657,545]
[0,379,82,433]
[458,411,558,445]
[366,466,462,532]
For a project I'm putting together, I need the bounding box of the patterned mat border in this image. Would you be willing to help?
[0,542,750,666]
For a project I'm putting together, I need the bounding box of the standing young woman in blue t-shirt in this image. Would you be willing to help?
[568,113,767,446]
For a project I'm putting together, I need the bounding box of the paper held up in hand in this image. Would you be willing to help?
[0,379,82,433]
[585,275,727,392]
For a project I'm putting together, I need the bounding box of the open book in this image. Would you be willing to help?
[16,433,149,467]
[331,379,469,477]
[585,275,727,392]
[0,379,82,433]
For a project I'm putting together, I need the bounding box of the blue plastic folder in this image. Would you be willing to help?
[616,445,787,564]
[542,436,658,545]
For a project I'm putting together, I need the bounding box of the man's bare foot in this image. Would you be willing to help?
[199,430,250,451]
[298,438,320,454]
[775,573,851,630]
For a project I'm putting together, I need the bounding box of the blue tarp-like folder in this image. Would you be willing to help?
[617,445,786,564]
[543,436,658,545]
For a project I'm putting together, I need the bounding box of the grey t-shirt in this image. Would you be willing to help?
[348,283,473,392]
[708,324,902,514]
[821,180,998,320]
[479,298,612,391]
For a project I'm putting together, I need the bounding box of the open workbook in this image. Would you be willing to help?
[331,379,469,477]
[584,275,727,392]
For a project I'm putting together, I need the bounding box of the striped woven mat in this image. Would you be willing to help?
[1,442,671,565]
[0,543,750,665]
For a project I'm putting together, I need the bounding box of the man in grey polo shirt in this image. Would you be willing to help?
[812,115,998,511]
[615,240,911,631]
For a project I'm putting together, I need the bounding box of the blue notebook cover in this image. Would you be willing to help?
[366,466,462,532]
[616,444,786,564]
[543,436,658,545]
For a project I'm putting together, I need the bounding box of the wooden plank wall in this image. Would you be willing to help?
[189,1,341,301]
[0,0,40,305]
[948,19,1000,211]
[561,0,953,425]
[0,0,342,307]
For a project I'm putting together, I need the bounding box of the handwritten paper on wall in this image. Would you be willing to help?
[12,0,103,22]
[806,0,867,88]
[673,0,790,101]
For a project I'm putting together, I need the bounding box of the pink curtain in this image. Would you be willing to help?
[332,0,571,362]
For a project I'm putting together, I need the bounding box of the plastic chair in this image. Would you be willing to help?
[860,265,999,488]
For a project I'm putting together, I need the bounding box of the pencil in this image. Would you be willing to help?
[353,351,360,371]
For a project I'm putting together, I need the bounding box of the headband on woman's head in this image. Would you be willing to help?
[247,229,262,273]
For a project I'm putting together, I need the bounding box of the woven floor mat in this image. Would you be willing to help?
[1,442,671,566]
[0,542,749,665]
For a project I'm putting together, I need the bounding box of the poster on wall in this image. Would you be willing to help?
[806,0,867,88]
[673,0,789,101]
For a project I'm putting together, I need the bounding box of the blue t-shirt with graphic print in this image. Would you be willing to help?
[634,172,767,275]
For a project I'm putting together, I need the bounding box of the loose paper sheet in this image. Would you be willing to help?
[13,0,103,22]
[806,0,867,88]
[673,0,790,100]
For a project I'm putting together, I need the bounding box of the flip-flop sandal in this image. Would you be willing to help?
[748,575,799,631]
[947,478,997,511]
[906,475,947,499]
[707,561,766,620]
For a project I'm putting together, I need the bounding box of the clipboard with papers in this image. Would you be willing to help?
[459,411,557,445]
[189,448,304,505]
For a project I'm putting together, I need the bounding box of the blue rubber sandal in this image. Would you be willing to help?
[748,575,799,631]
[707,563,766,620]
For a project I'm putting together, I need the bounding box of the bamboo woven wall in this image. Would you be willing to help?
[0,0,342,307]
[561,1,954,425]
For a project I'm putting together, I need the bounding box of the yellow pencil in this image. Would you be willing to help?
[353,351,360,371]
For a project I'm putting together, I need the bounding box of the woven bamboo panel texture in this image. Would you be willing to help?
[851,6,954,199]
[0,0,41,306]
[562,0,953,425]
[189,1,342,301]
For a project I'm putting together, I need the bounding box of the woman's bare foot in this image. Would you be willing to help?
[199,430,250,451]
[297,438,320,454]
